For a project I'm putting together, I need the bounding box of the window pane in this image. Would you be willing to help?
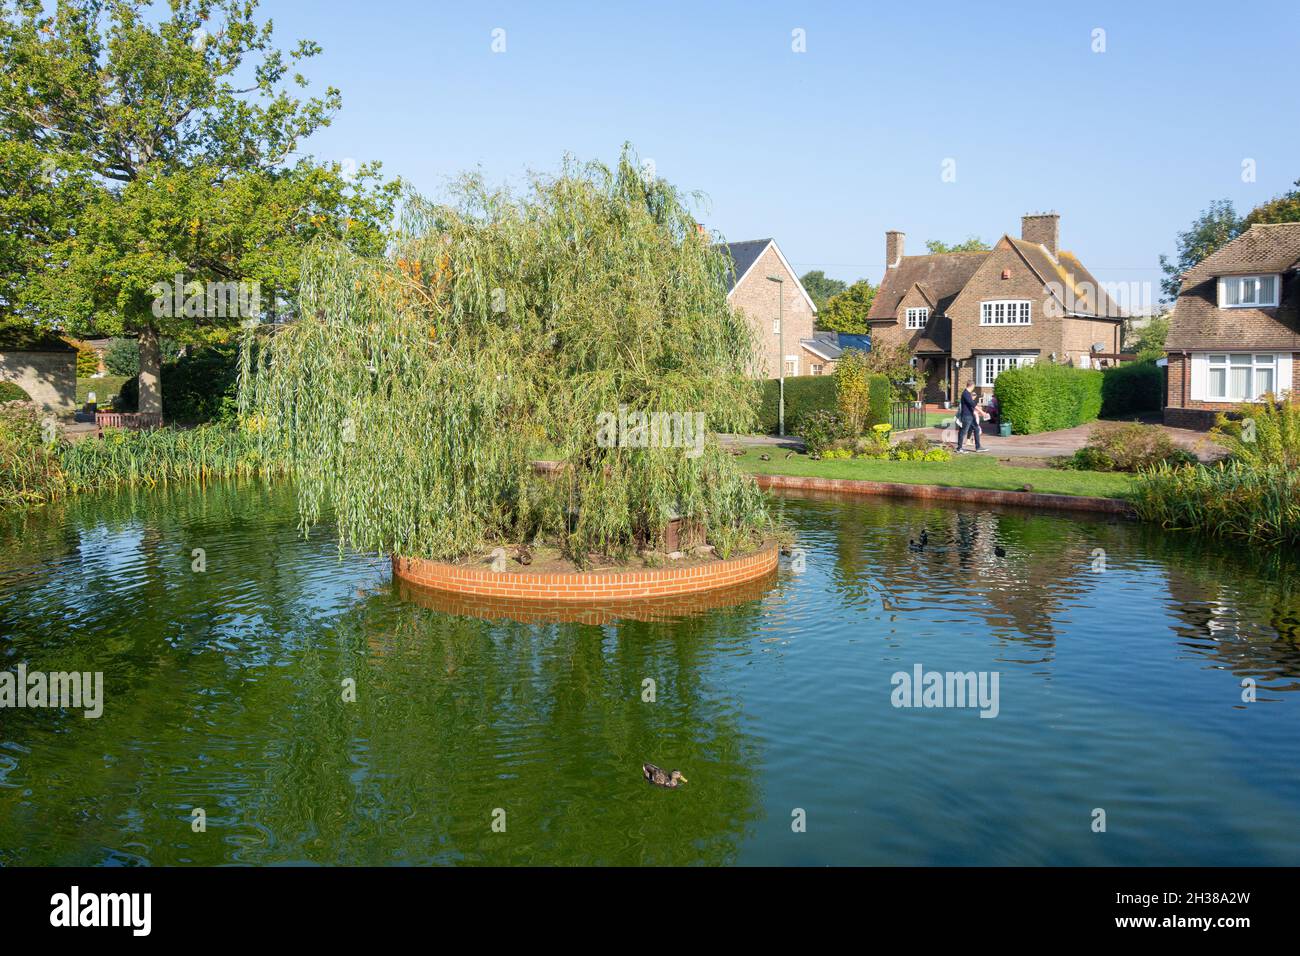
[1223,280,1240,306]
[1256,367,1274,398]
[1230,366,1251,399]
[1255,354,1275,365]
[1230,354,1251,366]
[1259,275,1276,304]
[1209,367,1226,397]
[1209,354,1226,365]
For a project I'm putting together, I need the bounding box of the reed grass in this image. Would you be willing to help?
[0,406,65,507]
[1132,461,1300,545]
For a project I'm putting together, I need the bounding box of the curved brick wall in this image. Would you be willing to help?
[392,542,778,605]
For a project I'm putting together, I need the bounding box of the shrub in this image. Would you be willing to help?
[119,344,242,423]
[104,337,139,375]
[1100,359,1164,417]
[797,408,844,456]
[994,363,1104,434]
[1061,422,1196,472]
[75,343,99,377]
[0,381,32,402]
[834,350,873,435]
[1211,398,1300,470]
[867,373,891,429]
[759,375,837,433]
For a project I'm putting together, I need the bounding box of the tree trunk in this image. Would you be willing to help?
[137,324,163,418]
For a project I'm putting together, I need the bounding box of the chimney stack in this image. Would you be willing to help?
[1021,213,1059,258]
[885,230,905,268]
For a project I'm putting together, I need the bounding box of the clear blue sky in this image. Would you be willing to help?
[264,0,1299,301]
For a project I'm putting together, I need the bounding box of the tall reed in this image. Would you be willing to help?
[1132,461,1300,545]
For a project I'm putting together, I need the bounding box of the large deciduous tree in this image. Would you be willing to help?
[817,279,876,334]
[0,0,398,414]
[798,270,846,312]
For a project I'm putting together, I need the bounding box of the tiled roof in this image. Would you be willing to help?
[1167,224,1300,351]
[1008,239,1124,319]
[1183,223,1300,284]
[867,252,989,321]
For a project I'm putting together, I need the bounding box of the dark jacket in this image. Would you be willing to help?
[959,389,977,421]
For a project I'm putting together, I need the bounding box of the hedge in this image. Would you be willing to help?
[758,373,891,435]
[1100,359,1164,418]
[994,363,1103,434]
[759,375,837,433]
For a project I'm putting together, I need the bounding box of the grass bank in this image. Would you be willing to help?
[734,447,1134,499]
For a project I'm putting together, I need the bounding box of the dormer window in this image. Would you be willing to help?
[905,307,929,329]
[1219,275,1279,308]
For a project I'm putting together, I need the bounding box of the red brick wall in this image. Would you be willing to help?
[393,543,778,602]
[728,244,816,378]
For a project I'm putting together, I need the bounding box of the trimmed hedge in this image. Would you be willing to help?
[1100,359,1164,418]
[994,363,1104,434]
[759,375,837,433]
[867,373,891,428]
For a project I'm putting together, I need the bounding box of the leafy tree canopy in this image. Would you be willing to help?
[817,279,875,334]
[799,270,847,311]
[1158,199,1243,300]
[925,236,990,254]
[0,0,399,413]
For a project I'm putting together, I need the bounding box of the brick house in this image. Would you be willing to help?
[1164,223,1300,430]
[866,214,1124,404]
[716,238,829,378]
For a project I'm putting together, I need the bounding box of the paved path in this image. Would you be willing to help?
[894,417,1226,462]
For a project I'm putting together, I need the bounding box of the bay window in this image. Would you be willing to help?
[1204,353,1282,401]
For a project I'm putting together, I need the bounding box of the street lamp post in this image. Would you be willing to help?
[767,275,784,436]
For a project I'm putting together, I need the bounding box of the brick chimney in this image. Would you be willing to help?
[1021,213,1059,258]
[885,230,905,268]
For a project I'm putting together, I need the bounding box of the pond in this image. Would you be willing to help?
[2,481,1299,866]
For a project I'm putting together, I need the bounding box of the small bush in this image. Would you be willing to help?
[994,362,1104,434]
[75,344,99,377]
[1060,422,1195,472]
[1211,398,1300,470]
[1101,360,1164,417]
[797,409,844,456]
[104,337,139,376]
[759,375,837,433]
[0,381,32,403]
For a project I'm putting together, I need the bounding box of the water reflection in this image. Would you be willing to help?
[0,482,1298,865]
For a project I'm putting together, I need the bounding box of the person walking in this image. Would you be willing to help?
[957,382,983,453]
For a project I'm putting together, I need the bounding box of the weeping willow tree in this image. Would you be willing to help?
[239,148,776,565]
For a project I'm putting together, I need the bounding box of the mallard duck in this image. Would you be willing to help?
[516,543,533,565]
[759,453,771,461]
[994,545,1007,557]
[908,529,929,551]
[643,763,688,788]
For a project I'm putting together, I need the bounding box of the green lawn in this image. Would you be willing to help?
[735,447,1134,499]
[77,375,130,406]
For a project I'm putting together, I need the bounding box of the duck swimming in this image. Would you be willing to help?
[643,763,688,788]
[908,529,929,552]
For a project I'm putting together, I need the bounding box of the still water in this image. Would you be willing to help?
[2,481,1298,865]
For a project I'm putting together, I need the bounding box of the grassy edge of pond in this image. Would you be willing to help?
[734,447,1135,499]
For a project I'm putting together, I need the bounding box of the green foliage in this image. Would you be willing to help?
[855,341,920,401]
[868,375,892,429]
[1,0,400,413]
[1243,178,1300,227]
[74,342,98,377]
[104,337,139,376]
[1133,461,1300,545]
[0,405,63,506]
[1159,199,1243,300]
[924,237,990,253]
[832,349,873,435]
[240,148,775,565]
[799,270,847,311]
[0,381,32,402]
[817,279,876,334]
[994,363,1103,434]
[1100,359,1164,417]
[1212,400,1300,470]
[760,375,837,434]
[119,343,242,423]
[1061,422,1195,473]
[796,409,843,457]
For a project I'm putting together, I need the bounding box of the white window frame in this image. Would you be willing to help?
[1218,275,1280,309]
[784,356,798,377]
[1199,352,1288,402]
[980,300,1032,325]
[811,362,824,376]
[772,318,781,335]
[977,354,1036,387]
[905,307,929,329]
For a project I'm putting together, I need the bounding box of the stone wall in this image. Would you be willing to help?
[0,349,76,412]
